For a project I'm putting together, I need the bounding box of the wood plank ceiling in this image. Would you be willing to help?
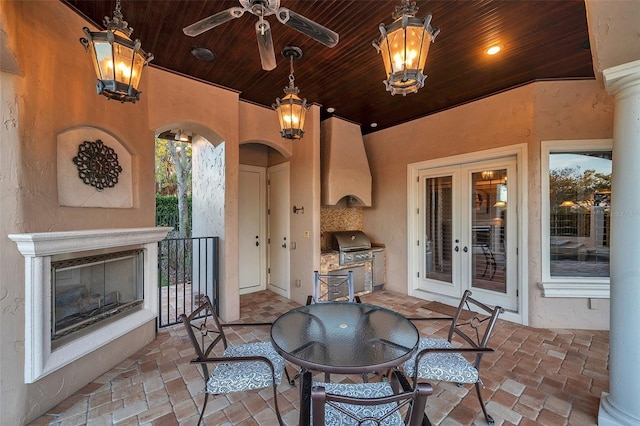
[63,0,593,135]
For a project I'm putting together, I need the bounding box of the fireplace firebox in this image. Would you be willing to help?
[52,249,144,341]
[9,227,172,383]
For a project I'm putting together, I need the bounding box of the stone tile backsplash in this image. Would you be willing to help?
[320,206,363,250]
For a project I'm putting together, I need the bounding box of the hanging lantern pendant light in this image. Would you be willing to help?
[79,0,154,103]
[272,46,310,140]
[373,0,440,96]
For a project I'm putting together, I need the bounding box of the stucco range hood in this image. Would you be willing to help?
[321,117,372,206]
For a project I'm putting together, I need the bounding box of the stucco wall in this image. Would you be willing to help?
[363,79,614,330]
[527,81,614,329]
[289,105,322,304]
[1,2,157,424]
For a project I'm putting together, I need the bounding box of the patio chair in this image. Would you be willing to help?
[399,290,504,425]
[306,270,361,305]
[312,372,433,426]
[179,295,289,425]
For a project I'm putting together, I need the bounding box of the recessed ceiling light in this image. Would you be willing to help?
[370,123,378,128]
[486,45,501,55]
[326,107,335,113]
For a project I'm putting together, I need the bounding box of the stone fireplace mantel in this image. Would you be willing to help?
[9,227,172,383]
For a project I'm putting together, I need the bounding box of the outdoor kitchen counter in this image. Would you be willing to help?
[320,247,386,294]
[319,251,371,273]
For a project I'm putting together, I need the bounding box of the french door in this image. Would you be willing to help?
[415,158,518,310]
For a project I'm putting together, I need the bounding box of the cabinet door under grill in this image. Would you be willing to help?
[330,265,365,294]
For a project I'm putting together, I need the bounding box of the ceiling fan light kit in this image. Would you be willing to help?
[79,0,153,103]
[272,46,310,140]
[183,0,339,71]
[373,0,440,96]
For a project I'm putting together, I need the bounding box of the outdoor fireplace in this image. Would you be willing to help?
[9,227,171,383]
[52,249,144,342]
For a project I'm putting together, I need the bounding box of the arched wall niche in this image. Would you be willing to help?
[240,140,291,168]
[240,139,292,159]
[155,121,224,147]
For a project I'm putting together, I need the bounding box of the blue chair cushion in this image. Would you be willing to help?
[312,381,403,425]
[402,338,479,384]
[206,342,285,394]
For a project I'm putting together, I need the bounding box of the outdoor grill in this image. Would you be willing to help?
[331,230,373,266]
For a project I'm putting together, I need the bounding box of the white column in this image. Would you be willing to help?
[599,60,640,426]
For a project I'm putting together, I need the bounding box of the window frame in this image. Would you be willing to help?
[540,139,612,298]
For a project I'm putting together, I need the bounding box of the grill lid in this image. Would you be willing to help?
[331,231,371,252]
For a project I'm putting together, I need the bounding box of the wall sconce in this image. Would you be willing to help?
[373,0,440,96]
[272,46,310,140]
[293,205,304,214]
[79,0,154,103]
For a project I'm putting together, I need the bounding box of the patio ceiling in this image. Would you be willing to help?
[63,0,594,134]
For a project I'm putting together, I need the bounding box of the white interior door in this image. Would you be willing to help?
[239,165,266,294]
[414,158,518,310]
[267,163,290,297]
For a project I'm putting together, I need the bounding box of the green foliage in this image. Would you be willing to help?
[155,137,193,236]
[155,138,192,196]
[550,166,611,212]
[156,195,192,228]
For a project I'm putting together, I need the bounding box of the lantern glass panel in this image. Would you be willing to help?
[297,104,307,132]
[405,26,425,69]
[276,108,284,129]
[390,28,409,73]
[94,41,114,81]
[380,31,398,75]
[411,27,431,71]
[113,43,135,85]
[280,94,301,126]
[130,52,145,89]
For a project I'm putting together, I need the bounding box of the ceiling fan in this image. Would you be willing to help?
[183,0,339,71]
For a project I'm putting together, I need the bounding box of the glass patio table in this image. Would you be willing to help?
[270,302,419,426]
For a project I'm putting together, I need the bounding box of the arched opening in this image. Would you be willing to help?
[154,124,225,325]
[239,142,291,296]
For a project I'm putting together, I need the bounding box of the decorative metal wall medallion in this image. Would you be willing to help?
[72,140,122,191]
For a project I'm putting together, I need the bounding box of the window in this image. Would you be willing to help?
[540,140,612,298]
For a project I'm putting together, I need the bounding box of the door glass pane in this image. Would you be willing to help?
[472,170,507,293]
[424,176,452,282]
[549,151,611,277]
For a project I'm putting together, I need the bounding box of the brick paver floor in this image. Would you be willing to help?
[29,290,609,425]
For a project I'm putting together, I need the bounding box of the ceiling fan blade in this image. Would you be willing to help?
[255,20,276,71]
[276,7,339,48]
[183,7,245,37]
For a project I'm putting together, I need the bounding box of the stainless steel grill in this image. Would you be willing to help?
[331,230,373,265]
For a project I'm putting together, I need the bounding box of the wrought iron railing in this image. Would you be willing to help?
[157,236,219,327]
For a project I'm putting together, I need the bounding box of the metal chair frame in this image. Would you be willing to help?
[180,295,289,425]
[312,372,433,426]
[307,270,361,305]
[400,290,504,425]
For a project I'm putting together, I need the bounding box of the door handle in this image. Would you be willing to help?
[455,246,459,252]
[463,246,468,253]
[282,243,287,248]
[256,241,260,246]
